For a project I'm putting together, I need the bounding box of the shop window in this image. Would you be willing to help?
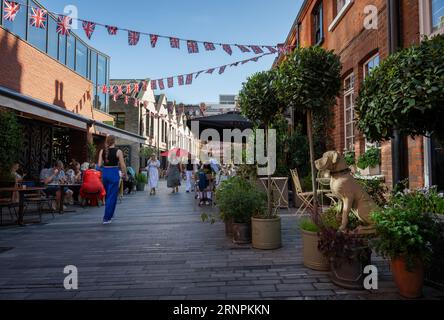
[47,15,58,59]
[75,40,87,78]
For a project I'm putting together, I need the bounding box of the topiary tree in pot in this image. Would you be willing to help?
[0,110,22,185]
[239,70,284,249]
[276,46,341,216]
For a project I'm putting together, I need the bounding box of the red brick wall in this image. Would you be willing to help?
[0,27,113,123]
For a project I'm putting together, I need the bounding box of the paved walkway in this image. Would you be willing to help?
[0,181,443,300]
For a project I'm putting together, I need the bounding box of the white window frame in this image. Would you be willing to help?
[363,54,381,151]
[419,0,444,36]
[329,0,354,32]
[344,73,355,152]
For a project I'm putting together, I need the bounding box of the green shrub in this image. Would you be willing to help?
[357,178,388,207]
[357,147,380,169]
[135,173,148,184]
[0,111,22,180]
[300,218,320,232]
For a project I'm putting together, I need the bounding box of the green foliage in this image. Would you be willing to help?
[357,147,380,169]
[356,34,444,142]
[215,176,267,223]
[344,151,356,166]
[0,111,22,180]
[300,218,320,233]
[140,147,157,159]
[135,173,148,184]
[239,70,282,126]
[276,46,342,115]
[357,178,389,207]
[87,142,96,163]
[371,188,444,270]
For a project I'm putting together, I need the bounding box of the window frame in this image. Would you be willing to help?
[343,73,355,152]
[110,112,126,130]
[312,1,324,45]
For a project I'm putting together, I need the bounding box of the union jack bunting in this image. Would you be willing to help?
[241,59,249,65]
[206,68,215,74]
[29,7,47,29]
[142,80,148,91]
[3,1,20,22]
[150,34,159,48]
[151,80,157,90]
[186,74,193,85]
[222,44,232,56]
[56,15,72,36]
[277,43,291,54]
[251,57,260,62]
[195,71,204,78]
[109,85,114,95]
[187,40,199,54]
[178,75,184,86]
[133,82,140,93]
[82,21,96,40]
[167,77,174,88]
[124,95,129,105]
[106,25,118,35]
[236,45,250,53]
[265,46,278,54]
[101,84,108,94]
[128,31,140,46]
[158,79,165,90]
[117,85,123,95]
[170,37,180,49]
[204,42,215,51]
[219,66,227,75]
[126,84,132,94]
[250,45,264,54]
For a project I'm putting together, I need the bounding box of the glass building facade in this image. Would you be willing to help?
[0,0,110,113]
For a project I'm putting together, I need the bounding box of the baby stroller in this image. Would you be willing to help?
[123,167,136,195]
[196,164,216,207]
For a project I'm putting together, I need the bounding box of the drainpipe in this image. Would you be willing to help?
[388,0,403,188]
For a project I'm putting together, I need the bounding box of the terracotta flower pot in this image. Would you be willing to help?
[232,223,251,245]
[302,230,329,271]
[329,247,371,290]
[391,257,424,299]
[251,217,282,250]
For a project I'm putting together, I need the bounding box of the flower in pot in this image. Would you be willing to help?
[356,147,381,176]
[318,206,373,290]
[215,177,265,245]
[135,173,147,192]
[371,189,442,298]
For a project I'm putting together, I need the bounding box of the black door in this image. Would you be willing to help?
[431,136,444,192]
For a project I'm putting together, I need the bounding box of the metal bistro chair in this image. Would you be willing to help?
[316,170,340,210]
[290,169,324,216]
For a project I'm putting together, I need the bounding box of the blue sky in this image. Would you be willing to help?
[40,0,302,104]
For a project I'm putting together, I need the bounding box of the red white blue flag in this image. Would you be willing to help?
[277,44,290,54]
[133,82,140,93]
[150,34,158,48]
[126,84,132,94]
[101,85,108,94]
[222,44,232,56]
[124,95,129,105]
[57,15,72,36]
[236,45,250,53]
[219,66,227,75]
[178,75,184,86]
[186,74,193,85]
[158,79,165,90]
[167,77,174,88]
[195,71,204,78]
[266,46,278,54]
[30,7,47,29]
[82,21,96,40]
[3,1,20,22]
[204,42,215,51]
[117,85,123,95]
[128,31,140,46]
[106,25,118,35]
[187,40,199,54]
[170,37,180,49]
[109,85,114,95]
[151,80,157,90]
[250,45,264,54]
[206,68,215,74]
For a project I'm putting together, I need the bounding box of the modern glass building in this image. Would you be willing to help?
[0,0,110,112]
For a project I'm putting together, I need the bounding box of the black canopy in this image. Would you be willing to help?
[186,111,253,135]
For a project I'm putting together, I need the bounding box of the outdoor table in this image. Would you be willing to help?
[0,187,46,226]
[259,177,289,209]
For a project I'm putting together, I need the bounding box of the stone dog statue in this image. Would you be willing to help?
[315,151,378,234]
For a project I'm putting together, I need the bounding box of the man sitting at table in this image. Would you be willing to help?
[40,161,74,211]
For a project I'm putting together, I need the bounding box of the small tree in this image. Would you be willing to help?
[356,34,444,142]
[0,110,22,181]
[239,70,283,217]
[276,46,342,214]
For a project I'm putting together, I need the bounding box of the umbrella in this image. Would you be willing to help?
[160,148,189,158]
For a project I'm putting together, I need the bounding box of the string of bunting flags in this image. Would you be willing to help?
[2,0,294,55]
[104,52,275,107]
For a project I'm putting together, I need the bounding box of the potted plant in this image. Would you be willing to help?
[357,147,380,176]
[0,110,22,186]
[135,173,147,192]
[318,207,372,290]
[371,188,442,298]
[215,177,266,245]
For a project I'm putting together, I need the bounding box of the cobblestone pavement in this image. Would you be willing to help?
[0,181,443,300]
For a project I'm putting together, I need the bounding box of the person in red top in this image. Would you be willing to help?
[80,163,106,207]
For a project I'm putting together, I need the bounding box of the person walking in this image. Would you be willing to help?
[166,152,182,194]
[98,135,127,224]
[147,154,161,196]
[185,154,196,193]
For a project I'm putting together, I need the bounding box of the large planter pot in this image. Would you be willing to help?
[330,246,371,290]
[302,230,329,271]
[391,257,424,299]
[232,223,251,245]
[251,217,282,250]
[358,164,380,176]
[225,219,234,237]
[136,183,146,192]
[426,215,444,290]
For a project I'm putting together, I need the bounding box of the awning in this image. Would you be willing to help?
[0,85,146,144]
[186,111,253,135]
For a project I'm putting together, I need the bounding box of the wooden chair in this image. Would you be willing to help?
[290,169,323,216]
